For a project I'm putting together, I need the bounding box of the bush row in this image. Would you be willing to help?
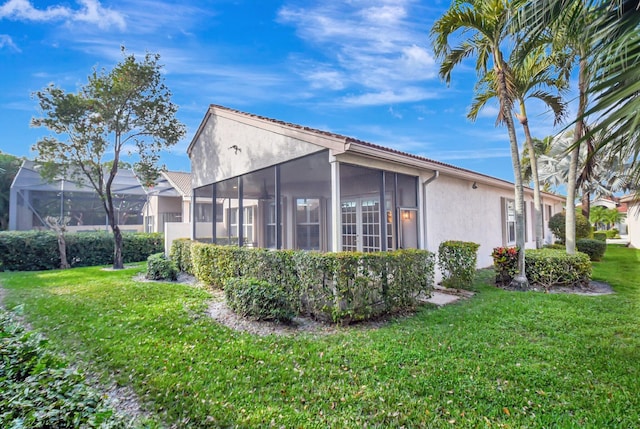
[173,241,435,323]
[0,309,128,428]
[492,247,592,289]
[0,231,163,271]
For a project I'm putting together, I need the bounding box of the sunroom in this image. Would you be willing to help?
[192,149,421,252]
[185,105,565,269]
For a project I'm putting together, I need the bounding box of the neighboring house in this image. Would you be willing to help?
[589,196,629,235]
[181,105,565,270]
[143,171,192,234]
[620,195,639,248]
[9,160,191,234]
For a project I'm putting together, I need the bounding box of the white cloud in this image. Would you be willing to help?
[72,0,125,30]
[0,0,125,30]
[342,87,438,106]
[0,0,70,21]
[475,105,500,119]
[0,33,19,51]
[277,0,438,105]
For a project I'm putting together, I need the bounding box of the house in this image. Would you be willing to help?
[589,196,629,235]
[143,171,192,233]
[9,160,191,235]
[183,105,565,270]
[620,195,639,247]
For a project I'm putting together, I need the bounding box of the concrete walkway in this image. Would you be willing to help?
[424,286,475,307]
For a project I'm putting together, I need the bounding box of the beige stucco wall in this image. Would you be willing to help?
[423,173,563,269]
[626,202,640,248]
[190,113,329,189]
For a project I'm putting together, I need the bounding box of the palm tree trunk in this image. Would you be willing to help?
[518,100,544,249]
[495,58,529,289]
[567,56,588,254]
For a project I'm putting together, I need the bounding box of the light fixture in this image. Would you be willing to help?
[386,211,392,223]
[472,181,478,189]
[402,211,411,220]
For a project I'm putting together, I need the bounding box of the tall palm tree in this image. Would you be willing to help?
[431,0,529,289]
[518,0,640,242]
[468,47,567,248]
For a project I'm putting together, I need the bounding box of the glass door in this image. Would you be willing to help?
[341,197,381,252]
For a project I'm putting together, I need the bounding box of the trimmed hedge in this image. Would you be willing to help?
[438,240,480,289]
[492,247,592,289]
[0,231,163,271]
[169,238,193,274]
[224,277,295,323]
[172,241,435,323]
[576,238,607,261]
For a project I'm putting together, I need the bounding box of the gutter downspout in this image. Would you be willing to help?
[421,170,439,250]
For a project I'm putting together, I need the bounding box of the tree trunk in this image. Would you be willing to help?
[494,57,529,289]
[113,224,124,269]
[567,56,588,255]
[518,100,544,249]
[581,191,590,219]
[57,232,70,269]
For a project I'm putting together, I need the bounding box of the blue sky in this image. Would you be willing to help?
[0,0,569,182]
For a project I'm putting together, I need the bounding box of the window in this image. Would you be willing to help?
[296,198,321,250]
[505,199,516,245]
[229,206,254,245]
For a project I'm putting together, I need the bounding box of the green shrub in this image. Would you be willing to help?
[491,246,519,286]
[170,238,193,274]
[187,244,435,324]
[605,229,620,239]
[224,277,295,323]
[576,239,607,261]
[524,249,592,289]
[543,244,565,250]
[146,253,178,281]
[492,248,592,289]
[123,232,164,262]
[593,232,607,241]
[0,231,163,271]
[437,240,480,289]
[548,212,592,244]
[0,310,126,428]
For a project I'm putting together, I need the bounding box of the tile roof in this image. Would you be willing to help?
[205,104,503,184]
[162,171,192,197]
[192,104,563,199]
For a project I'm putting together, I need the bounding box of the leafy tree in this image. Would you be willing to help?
[32,48,186,269]
[431,0,529,288]
[0,152,22,230]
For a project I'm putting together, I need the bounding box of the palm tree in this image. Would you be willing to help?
[589,205,608,230]
[603,208,622,231]
[521,137,553,192]
[517,0,640,203]
[431,0,529,289]
[468,47,567,248]
[537,129,632,214]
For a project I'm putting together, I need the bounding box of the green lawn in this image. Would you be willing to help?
[1,245,639,428]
